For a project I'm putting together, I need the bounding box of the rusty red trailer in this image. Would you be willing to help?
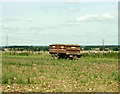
[49,44,81,59]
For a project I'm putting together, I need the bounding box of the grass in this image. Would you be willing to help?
[2,52,118,92]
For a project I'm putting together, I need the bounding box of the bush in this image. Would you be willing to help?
[81,52,118,59]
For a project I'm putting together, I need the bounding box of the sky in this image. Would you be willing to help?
[1,1,118,46]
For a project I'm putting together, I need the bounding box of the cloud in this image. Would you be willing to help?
[27,25,58,32]
[102,13,114,19]
[28,27,43,31]
[2,26,21,32]
[25,20,33,23]
[77,14,98,21]
[76,13,114,22]
[3,18,19,22]
[70,8,77,11]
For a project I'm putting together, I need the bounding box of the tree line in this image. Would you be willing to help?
[1,46,49,51]
[83,45,119,51]
[0,45,119,51]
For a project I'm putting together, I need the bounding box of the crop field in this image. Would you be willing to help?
[2,52,118,92]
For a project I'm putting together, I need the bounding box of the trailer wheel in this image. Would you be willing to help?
[75,55,79,60]
[58,55,61,59]
[77,55,81,58]
[52,54,55,59]
[55,56,57,59]
[55,54,59,59]
[65,55,68,59]
[73,55,79,60]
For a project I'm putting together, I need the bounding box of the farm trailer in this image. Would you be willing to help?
[49,44,81,59]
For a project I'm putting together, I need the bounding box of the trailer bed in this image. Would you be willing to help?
[49,44,81,59]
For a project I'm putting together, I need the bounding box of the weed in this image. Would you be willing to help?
[27,77,30,84]
[93,74,98,79]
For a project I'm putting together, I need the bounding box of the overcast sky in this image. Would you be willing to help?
[1,1,118,46]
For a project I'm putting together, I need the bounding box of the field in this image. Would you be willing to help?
[2,52,118,92]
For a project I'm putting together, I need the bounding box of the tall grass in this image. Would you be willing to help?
[81,52,118,59]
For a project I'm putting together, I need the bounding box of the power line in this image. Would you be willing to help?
[103,39,104,51]
[6,34,8,47]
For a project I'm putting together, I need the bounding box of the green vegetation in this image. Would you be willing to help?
[1,46,49,51]
[81,52,118,59]
[0,45,119,51]
[2,52,118,92]
[83,45,119,51]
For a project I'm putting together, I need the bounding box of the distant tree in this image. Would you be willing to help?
[19,48,24,51]
[13,48,16,51]
[33,48,37,51]
[38,47,41,51]
[0,48,4,51]
[104,48,108,51]
[80,47,83,51]
[99,46,103,51]
[84,46,91,50]
[113,47,119,51]
[43,47,49,51]
[9,48,13,51]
